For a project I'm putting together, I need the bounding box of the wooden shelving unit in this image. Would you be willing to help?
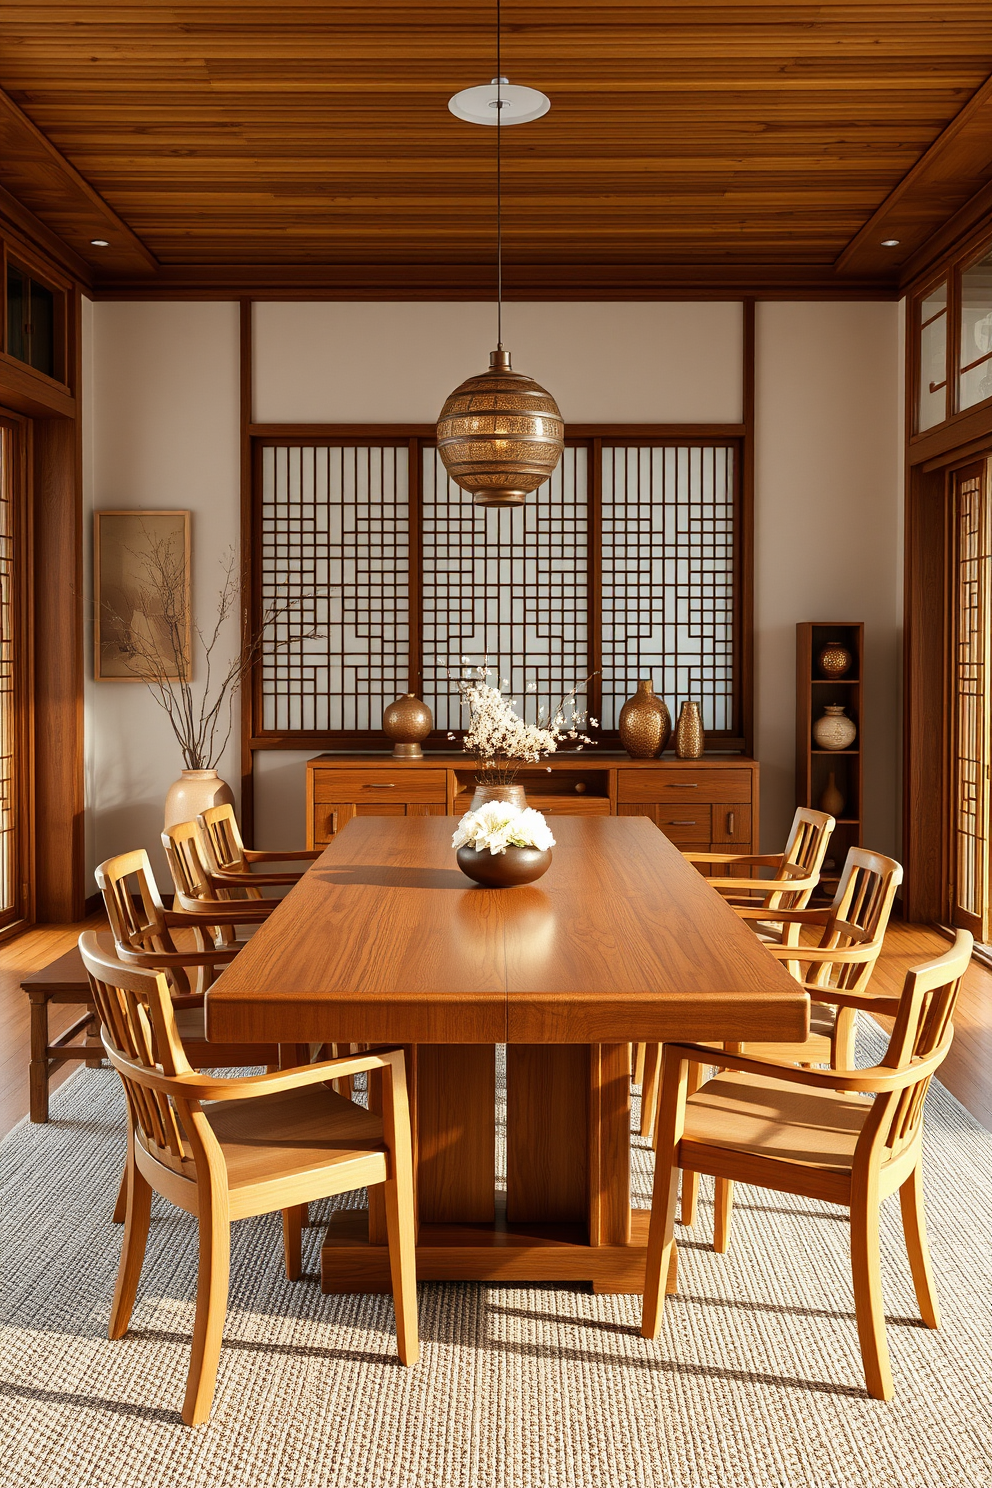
[796,622,864,900]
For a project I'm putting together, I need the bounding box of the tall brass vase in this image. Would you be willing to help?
[618,680,671,759]
[674,701,704,760]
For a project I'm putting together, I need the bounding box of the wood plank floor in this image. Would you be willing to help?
[0,917,989,1140]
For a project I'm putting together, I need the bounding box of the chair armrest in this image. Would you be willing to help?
[804,988,903,1017]
[167,900,274,924]
[215,870,301,887]
[700,872,816,893]
[116,944,240,971]
[763,940,879,966]
[244,848,322,863]
[684,853,781,867]
[118,1046,407,1102]
[735,906,830,926]
[663,1040,949,1095]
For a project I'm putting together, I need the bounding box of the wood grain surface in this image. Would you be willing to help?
[205,815,809,1047]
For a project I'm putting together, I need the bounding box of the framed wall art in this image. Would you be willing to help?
[93,509,191,681]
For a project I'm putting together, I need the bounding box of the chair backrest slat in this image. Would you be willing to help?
[80,933,194,1162]
[763,808,835,912]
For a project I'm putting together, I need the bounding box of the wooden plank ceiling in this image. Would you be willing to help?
[0,2,991,296]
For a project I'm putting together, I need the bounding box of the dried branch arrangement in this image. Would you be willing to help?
[448,658,598,786]
[101,528,318,770]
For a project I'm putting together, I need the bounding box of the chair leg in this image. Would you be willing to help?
[181,1188,231,1428]
[640,1044,661,1139]
[899,1162,940,1329]
[383,1173,419,1367]
[282,1205,305,1282]
[112,1162,128,1223]
[713,1179,734,1253]
[678,1064,706,1224]
[641,1051,688,1339]
[850,1185,894,1400]
[108,1150,152,1339]
[632,1042,646,1087]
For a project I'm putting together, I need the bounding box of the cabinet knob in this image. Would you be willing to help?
[728,811,735,835]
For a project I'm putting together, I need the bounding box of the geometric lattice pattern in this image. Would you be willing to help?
[600,444,736,731]
[255,436,739,741]
[954,466,992,931]
[0,422,15,917]
[420,446,590,732]
[259,444,411,731]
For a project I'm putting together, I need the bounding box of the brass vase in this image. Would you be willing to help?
[382,693,433,758]
[817,640,853,678]
[674,701,704,760]
[618,680,672,759]
[469,783,527,812]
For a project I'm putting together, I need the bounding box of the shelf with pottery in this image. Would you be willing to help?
[796,622,864,900]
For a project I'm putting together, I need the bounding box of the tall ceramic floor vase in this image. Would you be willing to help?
[164,769,235,830]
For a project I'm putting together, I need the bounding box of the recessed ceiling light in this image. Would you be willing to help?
[90,238,110,247]
[448,77,550,126]
[881,239,901,248]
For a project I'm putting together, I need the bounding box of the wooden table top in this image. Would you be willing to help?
[205,815,809,1046]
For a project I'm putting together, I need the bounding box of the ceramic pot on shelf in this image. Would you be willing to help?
[819,771,845,818]
[456,844,552,888]
[813,705,857,752]
[164,769,235,830]
[618,680,671,759]
[817,640,853,678]
[469,782,527,812]
[382,693,433,758]
[674,700,704,760]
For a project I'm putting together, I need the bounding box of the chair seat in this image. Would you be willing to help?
[205,1084,386,1190]
[682,1069,874,1173]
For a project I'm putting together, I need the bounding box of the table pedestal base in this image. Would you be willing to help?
[320,1206,678,1297]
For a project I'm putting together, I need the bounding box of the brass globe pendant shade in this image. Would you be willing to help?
[436,348,564,508]
[438,8,563,508]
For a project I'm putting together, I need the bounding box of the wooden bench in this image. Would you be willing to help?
[23,947,100,1123]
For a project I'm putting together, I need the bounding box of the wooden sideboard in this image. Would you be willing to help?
[306,753,759,856]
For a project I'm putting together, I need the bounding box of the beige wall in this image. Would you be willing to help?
[82,297,902,882]
[754,300,903,855]
[83,299,241,883]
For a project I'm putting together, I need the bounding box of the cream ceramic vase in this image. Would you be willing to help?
[812,705,857,752]
[164,768,235,830]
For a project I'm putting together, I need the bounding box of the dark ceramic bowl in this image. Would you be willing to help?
[456,844,552,888]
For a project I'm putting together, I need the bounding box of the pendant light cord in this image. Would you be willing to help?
[496,0,502,350]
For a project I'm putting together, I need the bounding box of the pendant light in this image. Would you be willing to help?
[437,6,564,509]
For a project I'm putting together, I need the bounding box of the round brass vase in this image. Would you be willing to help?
[817,641,853,678]
[382,693,433,758]
[456,844,552,888]
[436,348,564,508]
[618,680,671,759]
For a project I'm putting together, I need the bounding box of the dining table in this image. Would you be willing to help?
[205,813,810,1295]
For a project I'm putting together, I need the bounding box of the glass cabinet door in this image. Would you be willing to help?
[959,248,992,413]
[918,281,948,432]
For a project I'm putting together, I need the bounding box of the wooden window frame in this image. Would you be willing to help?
[1,238,70,392]
[244,423,753,758]
[909,223,992,447]
[0,410,35,938]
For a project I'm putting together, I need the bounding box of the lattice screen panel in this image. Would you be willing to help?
[954,467,992,927]
[420,447,590,732]
[259,444,411,731]
[600,445,736,732]
[0,425,15,915]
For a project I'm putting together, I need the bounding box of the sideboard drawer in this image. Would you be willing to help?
[653,809,711,846]
[711,804,752,845]
[312,769,448,804]
[616,768,752,804]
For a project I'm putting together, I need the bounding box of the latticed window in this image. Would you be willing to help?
[251,432,745,749]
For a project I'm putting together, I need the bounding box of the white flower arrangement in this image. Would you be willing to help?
[448,657,598,787]
[452,802,556,856]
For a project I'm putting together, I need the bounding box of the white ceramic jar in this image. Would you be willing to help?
[812,705,857,751]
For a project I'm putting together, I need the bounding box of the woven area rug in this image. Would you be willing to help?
[2,1028,991,1488]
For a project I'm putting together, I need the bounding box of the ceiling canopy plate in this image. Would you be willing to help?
[448,79,550,127]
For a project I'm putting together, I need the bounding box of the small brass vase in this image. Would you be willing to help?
[817,640,853,679]
[382,694,432,758]
[618,680,672,759]
[470,783,527,812]
[674,700,704,760]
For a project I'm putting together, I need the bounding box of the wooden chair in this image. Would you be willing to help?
[634,808,836,1113]
[641,928,973,1401]
[161,821,279,943]
[198,803,320,894]
[676,847,903,1238]
[78,931,419,1427]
